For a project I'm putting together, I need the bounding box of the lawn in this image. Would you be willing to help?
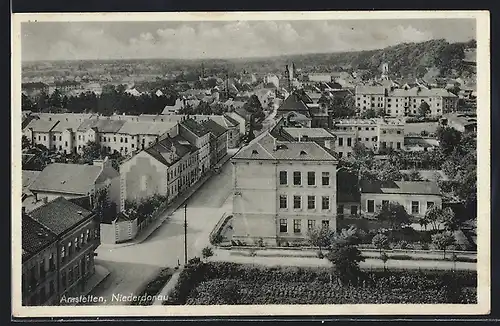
[164,262,476,305]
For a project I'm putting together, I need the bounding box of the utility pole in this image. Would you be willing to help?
[184,203,188,265]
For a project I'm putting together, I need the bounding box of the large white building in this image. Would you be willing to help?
[231,132,338,246]
[330,118,405,157]
[385,87,458,117]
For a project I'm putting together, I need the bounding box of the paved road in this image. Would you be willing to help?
[90,160,234,304]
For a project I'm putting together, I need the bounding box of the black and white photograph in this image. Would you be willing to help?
[12,11,490,317]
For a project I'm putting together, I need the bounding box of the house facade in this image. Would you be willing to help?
[360,180,442,218]
[179,119,211,176]
[231,133,338,246]
[23,197,100,305]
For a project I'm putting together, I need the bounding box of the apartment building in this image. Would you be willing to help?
[231,132,338,245]
[22,213,59,306]
[355,86,387,113]
[23,197,100,305]
[385,87,458,117]
[360,180,442,218]
[330,118,405,156]
[200,119,228,167]
[179,118,211,176]
[119,134,198,211]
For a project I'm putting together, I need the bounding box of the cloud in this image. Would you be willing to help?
[21,20,463,61]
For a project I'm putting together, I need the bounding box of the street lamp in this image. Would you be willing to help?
[184,203,188,265]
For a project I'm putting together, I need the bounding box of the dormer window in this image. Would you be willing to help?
[300,150,307,156]
[251,150,258,155]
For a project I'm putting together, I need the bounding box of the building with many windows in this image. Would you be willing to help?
[330,118,405,156]
[22,197,100,306]
[355,86,387,113]
[231,132,338,245]
[385,87,458,117]
[360,180,442,218]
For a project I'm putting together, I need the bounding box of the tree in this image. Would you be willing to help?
[202,246,214,260]
[418,101,431,117]
[404,169,423,181]
[374,161,404,181]
[307,226,336,253]
[424,206,457,232]
[35,91,49,112]
[380,251,389,271]
[375,202,412,230]
[22,94,34,110]
[326,242,365,285]
[436,126,462,155]
[432,231,456,259]
[372,233,389,255]
[93,187,113,223]
[81,141,104,164]
[49,89,63,108]
[362,108,377,119]
[22,135,31,149]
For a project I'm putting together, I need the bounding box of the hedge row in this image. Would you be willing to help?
[164,262,476,305]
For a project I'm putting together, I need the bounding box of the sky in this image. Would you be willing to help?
[21,19,476,61]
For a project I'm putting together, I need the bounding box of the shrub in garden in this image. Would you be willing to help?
[372,233,389,254]
[188,257,202,265]
[432,231,456,259]
[326,243,365,286]
[202,246,214,260]
[187,279,241,305]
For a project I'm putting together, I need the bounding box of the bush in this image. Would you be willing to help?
[389,254,414,261]
[131,268,173,305]
[167,262,477,305]
[202,247,214,259]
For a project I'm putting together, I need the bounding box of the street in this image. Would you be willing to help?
[90,158,234,304]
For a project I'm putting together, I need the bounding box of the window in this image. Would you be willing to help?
[347,152,352,158]
[396,130,402,134]
[307,172,315,186]
[52,135,56,141]
[78,135,81,140]
[338,137,343,146]
[279,195,287,209]
[114,137,116,142]
[382,200,389,208]
[381,142,387,149]
[367,200,375,213]
[132,144,135,148]
[337,204,344,217]
[85,229,90,243]
[49,254,55,271]
[44,136,46,141]
[307,196,315,209]
[68,241,72,256]
[372,136,378,141]
[338,152,343,158]
[293,171,301,186]
[308,220,315,230]
[358,137,362,141]
[293,220,301,233]
[65,141,68,147]
[293,195,301,209]
[59,145,62,150]
[396,142,401,149]
[61,246,66,263]
[279,219,287,233]
[120,137,123,143]
[125,138,128,143]
[322,172,330,186]
[347,138,352,147]
[365,138,369,142]
[411,201,420,214]
[321,196,330,210]
[351,205,357,215]
[427,201,435,210]
[322,220,330,229]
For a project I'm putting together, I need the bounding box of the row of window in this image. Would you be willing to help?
[279,171,331,186]
[61,253,92,291]
[380,141,402,150]
[338,126,376,131]
[279,219,330,233]
[279,194,331,210]
[60,228,97,265]
[366,200,435,214]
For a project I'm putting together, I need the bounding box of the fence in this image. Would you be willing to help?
[209,213,232,245]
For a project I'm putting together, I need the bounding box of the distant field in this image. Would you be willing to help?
[404,122,439,135]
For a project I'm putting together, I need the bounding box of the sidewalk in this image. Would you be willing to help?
[83,264,111,296]
[153,267,183,305]
[212,249,476,271]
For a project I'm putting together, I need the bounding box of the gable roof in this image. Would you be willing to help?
[233,132,338,161]
[201,119,228,137]
[277,93,311,116]
[143,135,196,167]
[180,118,210,137]
[118,121,176,136]
[223,114,240,127]
[22,213,57,262]
[283,127,336,139]
[355,86,386,95]
[360,180,441,195]
[77,118,126,133]
[29,197,93,235]
[24,119,59,133]
[29,163,103,195]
